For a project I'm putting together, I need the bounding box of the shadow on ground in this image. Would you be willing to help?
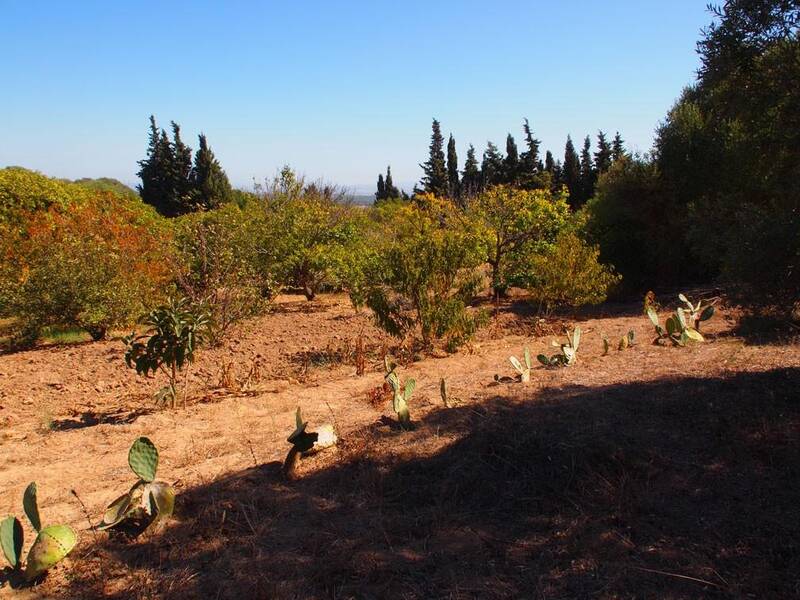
[61,368,800,599]
[51,408,155,431]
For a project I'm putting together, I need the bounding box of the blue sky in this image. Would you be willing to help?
[1,1,711,193]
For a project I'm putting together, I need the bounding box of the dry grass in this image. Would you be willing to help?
[1,293,799,598]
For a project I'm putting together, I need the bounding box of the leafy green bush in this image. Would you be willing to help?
[173,205,272,344]
[0,167,94,224]
[123,297,210,407]
[0,194,171,346]
[518,227,620,314]
[468,185,569,297]
[260,178,366,300]
[360,196,486,351]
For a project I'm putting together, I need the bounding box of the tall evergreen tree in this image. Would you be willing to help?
[562,135,581,207]
[138,115,179,216]
[446,134,460,199]
[544,150,555,174]
[171,122,194,208]
[419,119,448,197]
[552,160,563,191]
[461,144,481,199]
[611,131,626,162]
[579,135,595,205]
[385,166,400,198]
[191,133,232,210]
[594,130,613,175]
[503,134,520,185]
[519,118,541,187]
[375,174,386,202]
[481,141,504,189]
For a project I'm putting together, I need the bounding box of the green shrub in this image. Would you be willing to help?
[0,194,171,346]
[360,196,486,350]
[0,167,93,224]
[173,205,272,344]
[123,297,210,407]
[468,185,569,297]
[519,227,620,315]
[246,168,367,300]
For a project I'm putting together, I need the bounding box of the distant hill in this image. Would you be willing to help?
[71,177,139,200]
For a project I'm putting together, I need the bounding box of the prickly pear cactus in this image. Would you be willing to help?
[99,438,175,535]
[23,482,41,532]
[394,378,414,428]
[1,483,78,580]
[129,437,159,482]
[24,525,77,581]
[1,515,24,569]
[539,327,581,367]
[288,407,317,452]
[509,347,532,382]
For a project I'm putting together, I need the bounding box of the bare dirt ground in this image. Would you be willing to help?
[1,293,799,599]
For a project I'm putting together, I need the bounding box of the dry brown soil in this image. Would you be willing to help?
[1,294,798,599]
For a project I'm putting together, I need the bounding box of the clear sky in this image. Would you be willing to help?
[1,1,711,194]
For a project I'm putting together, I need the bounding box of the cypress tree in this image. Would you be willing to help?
[461,144,481,199]
[544,150,555,174]
[385,166,400,198]
[562,135,581,207]
[137,115,180,216]
[579,135,595,205]
[612,131,626,161]
[191,133,232,210]
[503,134,520,185]
[594,130,613,175]
[419,119,448,197]
[171,122,194,211]
[447,134,460,199]
[552,160,563,191]
[519,118,541,187]
[481,141,504,189]
[375,173,386,202]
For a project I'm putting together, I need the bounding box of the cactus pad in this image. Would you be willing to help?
[143,482,175,523]
[700,305,715,321]
[1,515,23,569]
[128,437,159,482]
[23,482,41,533]
[97,488,137,531]
[24,525,77,580]
[288,408,317,452]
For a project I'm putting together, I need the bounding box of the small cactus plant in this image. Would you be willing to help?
[283,408,338,479]
[618,329,635,350]
[647,304,704,346]
[97,437,175,535]
[678,293,716,331]
[538,326,581,367]
[1,483,77,581]
[509,347,532,382]
[386,368,415,429]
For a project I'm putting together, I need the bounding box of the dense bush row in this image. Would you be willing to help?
[584,1,799,302]
[0,166,616,351]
